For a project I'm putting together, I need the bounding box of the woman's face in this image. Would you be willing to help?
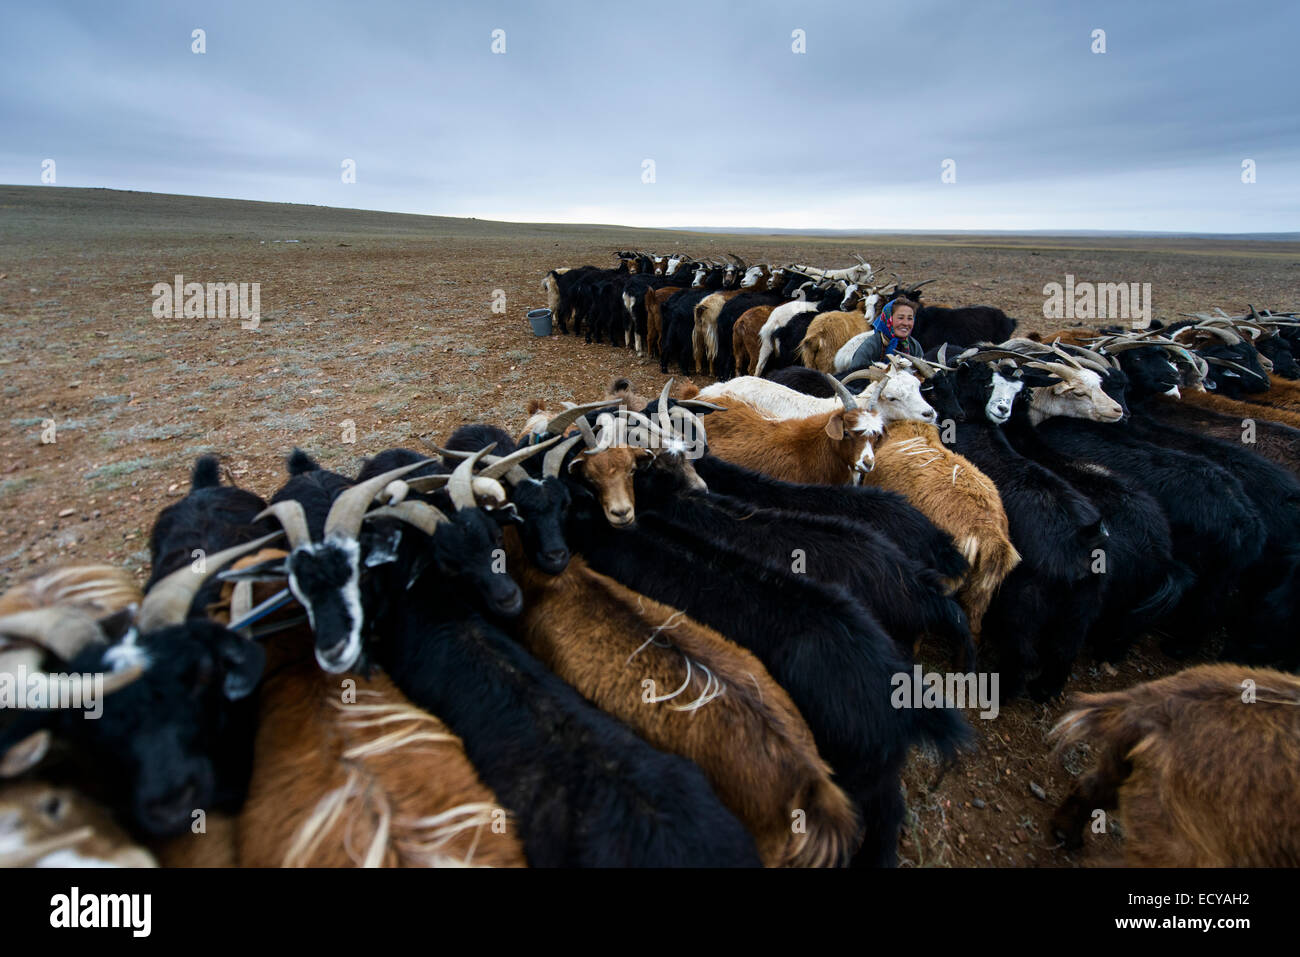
[891,305,915,338]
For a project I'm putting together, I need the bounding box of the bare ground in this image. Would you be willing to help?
[3,186,1298,866]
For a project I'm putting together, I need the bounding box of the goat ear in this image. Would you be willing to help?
[215,634,266,701]
[824,413,845,441]
[1051,381,1071,395]
[0,729,52,778]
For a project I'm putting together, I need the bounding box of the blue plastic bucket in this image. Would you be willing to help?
[527,308,553,337]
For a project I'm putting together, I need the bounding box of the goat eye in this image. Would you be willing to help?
[41,794,66,820]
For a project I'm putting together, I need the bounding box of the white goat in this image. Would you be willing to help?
[699,360,937,427]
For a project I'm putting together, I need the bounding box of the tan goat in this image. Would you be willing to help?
[800,311,872,373]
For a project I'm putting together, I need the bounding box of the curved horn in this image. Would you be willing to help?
[826,373,859,411]
[477,434,563,484]
[448,446,494,511]
[323,459,438,540]
[1202,355,1264,378]
[654,378,674,434]
[541,399,621,437]
[1052,345,1111,375]
[255,501,311,550]
[137,530,286,632]
[841,366,888,385]
[576,414,608,451]
[365,501,451,536]
[1023,360,1077,377]
[543,434,583,478]
[902,353,948,379]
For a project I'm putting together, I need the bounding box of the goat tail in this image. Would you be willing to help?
[1133,559,1196,621]
[1049,687,1149,760]
[957,535,1021,635]
[913,696,974,762]
[926,593,977,673]
[784,776,862,869]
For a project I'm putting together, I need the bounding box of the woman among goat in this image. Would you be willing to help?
[848,296,925,369]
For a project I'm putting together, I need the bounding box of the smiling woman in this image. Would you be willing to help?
[847,297,924,370]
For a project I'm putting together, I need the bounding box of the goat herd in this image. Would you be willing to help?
[2,250,1299,870]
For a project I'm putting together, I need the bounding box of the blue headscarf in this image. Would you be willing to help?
[874,298,906,356]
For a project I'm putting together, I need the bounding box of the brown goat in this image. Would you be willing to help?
[733,305,776,378]
[700,398,883,486]
[568,444,652,527]
[1178,388,1300,431]
[1239,374,1300,415]
[1051,664,1300,866]
[603,378,651,412]
[0,781,158,867]
[503,530,859,866]
[1145,394,1300,476]
[645,286,679,359]
[800,311,872,373]
[860,421,1019,639]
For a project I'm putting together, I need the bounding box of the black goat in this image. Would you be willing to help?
[691,455,968,588]
[914,305,1017,352]
[146,455,275,608]
[263,449,433,673]
[1036,371,1268,657]
[1114,346,1300,668]
[0,535,279,838]
[1258,334,1300,379]
[658,267,733,374]
[938,363,1109,700]
[630,463,973,667]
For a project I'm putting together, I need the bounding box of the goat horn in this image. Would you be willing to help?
[1201,356,1263,377]
[902,354,947,379]
[1190,322,1242,345]
[364,501,451,537]
[655,379,674,434]
[477,434,562,484]
[255,501,311,550]
[324,459,438,540]
[575,415,603,451]
[137,530,286,632]
[542,434,583,478]
[826,372,859,411]
[0,607,106,662]
[841,366,887,385]
[448,446,494,511]
[1053,346,1111,375]
[1023,360,1079,381]
[541,399,621,437]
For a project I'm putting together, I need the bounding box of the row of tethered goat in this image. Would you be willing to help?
[4,305,1300,868]
[541,250,1016,380]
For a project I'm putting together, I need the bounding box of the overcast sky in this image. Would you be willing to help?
[1,0,1295,232]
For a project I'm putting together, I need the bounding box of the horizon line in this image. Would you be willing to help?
[4,184,1297,240]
